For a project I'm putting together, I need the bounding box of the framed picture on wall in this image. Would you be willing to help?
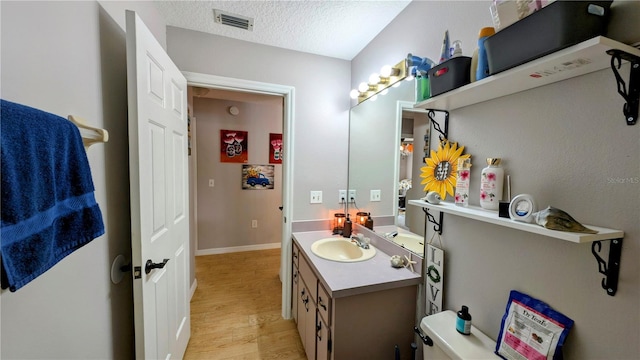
[269,133,282,164]
[220,129,248,163]
[242,164,275,190]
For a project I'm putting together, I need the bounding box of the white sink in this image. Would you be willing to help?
[391,233,424,255]
[311,238,376,262]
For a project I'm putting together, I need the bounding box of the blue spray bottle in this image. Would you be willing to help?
[476,27,495,81]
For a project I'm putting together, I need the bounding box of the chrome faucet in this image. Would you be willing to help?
[350,234,370,249]
[384,231,399,239]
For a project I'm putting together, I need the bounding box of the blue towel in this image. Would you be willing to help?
[1,99,105,292]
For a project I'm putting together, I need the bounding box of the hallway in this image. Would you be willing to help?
[184,248,306,359]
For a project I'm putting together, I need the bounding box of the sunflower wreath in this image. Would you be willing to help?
[420,140,470,200]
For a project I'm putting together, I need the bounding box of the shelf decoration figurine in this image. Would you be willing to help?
[420,140,470,200]
[533,206,598,234]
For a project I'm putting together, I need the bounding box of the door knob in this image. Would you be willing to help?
[145,258,169,274]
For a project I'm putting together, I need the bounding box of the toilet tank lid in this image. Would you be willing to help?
[420,310,500,360]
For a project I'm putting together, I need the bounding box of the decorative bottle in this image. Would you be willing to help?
[455,158,471,207]
[480,158,504,210]
[456,305,472,335]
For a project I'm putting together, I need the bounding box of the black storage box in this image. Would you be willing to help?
[485,0,612,75]
[428,56,472,97]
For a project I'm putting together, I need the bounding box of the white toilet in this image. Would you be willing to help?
[420,310,500,359]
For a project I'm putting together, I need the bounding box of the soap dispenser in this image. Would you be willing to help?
[451,40,463,57]
[343,214,352,238]
[365,213,374,230]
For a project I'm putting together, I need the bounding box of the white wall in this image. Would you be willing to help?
[166,27,352,222]
[352,1,640,359]
[0,1,164,358]
[193,94,283,251]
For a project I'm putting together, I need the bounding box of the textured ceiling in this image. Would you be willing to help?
[154,0,412,60]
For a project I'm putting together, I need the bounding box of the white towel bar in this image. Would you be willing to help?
[67,115,109,148]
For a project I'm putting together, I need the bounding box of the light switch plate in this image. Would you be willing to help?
[370,190,381,202]
[310,191,323,204]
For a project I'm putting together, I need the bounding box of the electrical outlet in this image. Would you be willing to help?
[310,191,323,204]
[209,179,214,187]
[338,190,347,204]
[370,189,381,202]
[348,189,357,203]
[251,220,258,228]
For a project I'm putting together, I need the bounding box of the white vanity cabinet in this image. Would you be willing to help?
[292,240,418,360]
[294,242,329,359]
[292,243,299,323]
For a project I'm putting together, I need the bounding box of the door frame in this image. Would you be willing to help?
[183,71,295,319]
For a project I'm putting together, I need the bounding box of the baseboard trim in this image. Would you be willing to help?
[189,279,198,301]
[196,242,281,256]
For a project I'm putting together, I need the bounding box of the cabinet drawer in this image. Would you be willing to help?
[317,282,331,325]
[298,254,317,303]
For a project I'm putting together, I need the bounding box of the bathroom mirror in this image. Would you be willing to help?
[347,80,429,256]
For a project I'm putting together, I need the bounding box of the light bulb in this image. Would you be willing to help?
[392,82,401,88]
[358,82,369,93]
[349,89,360,99]
[380,65,393,77]
[380,88,389,96]
[369,73,380,84]
[370,95,378,101]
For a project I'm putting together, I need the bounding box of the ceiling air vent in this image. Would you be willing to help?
[213,9,254,31]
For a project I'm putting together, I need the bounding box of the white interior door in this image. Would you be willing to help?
[126,10,190,359]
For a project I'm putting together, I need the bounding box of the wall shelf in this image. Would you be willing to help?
[408,200,623,243]
[413,36,640,113]
[411,36,632,296]
[409,199,624,296]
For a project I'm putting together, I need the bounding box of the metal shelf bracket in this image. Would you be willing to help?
[591,238,623,296]
[421,109,448,236]
[607,49,639,126]
[423,208,443,235]
[426,109,449,141]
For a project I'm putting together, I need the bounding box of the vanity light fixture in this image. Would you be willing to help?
[333,213,346,235]
[350,59,407,104]
[380,64,401,78]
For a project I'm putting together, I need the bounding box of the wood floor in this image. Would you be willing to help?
[184,248,307,360]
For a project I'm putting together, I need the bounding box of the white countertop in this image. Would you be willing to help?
[292,230,422,298]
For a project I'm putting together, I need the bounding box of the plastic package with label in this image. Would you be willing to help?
[496,290,574,360]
